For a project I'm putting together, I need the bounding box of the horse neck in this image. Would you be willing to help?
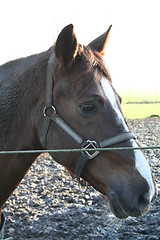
[0,49,51,210]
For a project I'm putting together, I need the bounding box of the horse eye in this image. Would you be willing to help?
[80,104,97,115]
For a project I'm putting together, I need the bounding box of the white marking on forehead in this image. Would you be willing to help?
[101,77,117,108]
[131,140,155,201]
[101,77,128,131]
[101,77,155,201]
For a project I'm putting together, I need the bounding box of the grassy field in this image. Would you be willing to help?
[120,91,160,119]
[122,103,160,119]
[120,91,160,104]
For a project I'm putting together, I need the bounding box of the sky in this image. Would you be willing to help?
[0,0,160,97]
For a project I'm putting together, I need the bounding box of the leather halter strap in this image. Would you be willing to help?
[40,53,135,184]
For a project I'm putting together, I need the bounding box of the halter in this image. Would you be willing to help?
[40,53,135,185]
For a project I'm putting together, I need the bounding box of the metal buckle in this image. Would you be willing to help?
[43,106,56,117]
[78,179,88,193]
[82,140,99,159]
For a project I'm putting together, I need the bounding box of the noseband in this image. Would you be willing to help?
[40,53,135,184]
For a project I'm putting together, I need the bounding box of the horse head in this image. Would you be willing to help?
[41,24,157,219]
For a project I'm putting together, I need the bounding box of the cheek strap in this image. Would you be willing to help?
[40,52,136,187]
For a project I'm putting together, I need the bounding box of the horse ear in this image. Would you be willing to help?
[55,24,78,66]
[88,25,112,55]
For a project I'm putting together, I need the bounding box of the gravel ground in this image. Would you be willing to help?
[3,118,160,240]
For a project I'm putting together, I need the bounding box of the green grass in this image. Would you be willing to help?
[122,103,160,119]
[119,90,160,119]
[120,91,160,104]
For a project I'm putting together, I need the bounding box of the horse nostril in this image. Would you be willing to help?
[138,191,151,209]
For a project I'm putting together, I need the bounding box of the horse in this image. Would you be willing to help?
[0,24,157,238]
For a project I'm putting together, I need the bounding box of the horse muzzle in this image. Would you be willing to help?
[108,188,156,219]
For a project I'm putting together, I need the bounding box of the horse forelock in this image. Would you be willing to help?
[75,45,111,79]
[54,44,111,100]
[55,43,110,79]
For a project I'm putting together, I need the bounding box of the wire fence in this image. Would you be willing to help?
[0,145,159,155]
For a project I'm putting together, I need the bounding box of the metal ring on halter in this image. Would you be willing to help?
[43,106,56,117]
[78,178,88,193]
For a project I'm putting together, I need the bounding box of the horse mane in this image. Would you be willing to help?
[0,49,51,148]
